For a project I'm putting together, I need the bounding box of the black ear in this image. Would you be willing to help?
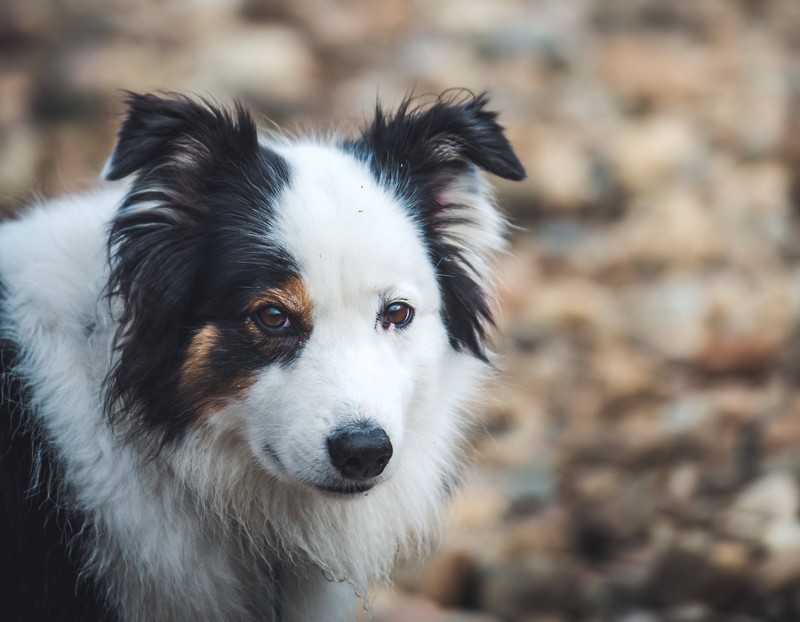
[360,91,526,185]
[353,92,525,362]
[103,92,259,181]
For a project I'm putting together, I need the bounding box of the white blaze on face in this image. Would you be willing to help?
[241,143,449,488]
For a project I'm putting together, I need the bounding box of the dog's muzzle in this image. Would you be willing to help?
[326,423,393,481]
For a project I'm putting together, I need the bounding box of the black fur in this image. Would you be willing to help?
[103,93,294,447]
[350,91,526,360]
[0,287,113,622]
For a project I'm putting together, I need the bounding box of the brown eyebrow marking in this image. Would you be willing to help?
[180,323,219,393]
[247,275,313,330]
[180,323,256,419]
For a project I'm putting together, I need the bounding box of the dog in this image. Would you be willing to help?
[0,91,525,621]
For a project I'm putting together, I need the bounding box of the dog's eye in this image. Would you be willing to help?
[254,306,292,333]
[381,302,414,330]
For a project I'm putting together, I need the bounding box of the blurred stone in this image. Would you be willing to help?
[64,41,178,98]
[479,557,579,619]
[564,466,654,562]
[417,550,482,609]
[698,275,795,374]
[331,72,416,122]
[0,0,57,44]
[261,0,412,47]
[666,464,700,503]
[612,115,703,193]
[617,611,662,622]
[708,159,791,263]
[756,518,800,590]
[708,541,750,574]
[732,49,789,158]
[591,342,659,402]
[645,539,750,610]
[724,471,800,591]
[724,471,798,540]
[624,277,709,361]
[663,602,713,622]
[0,124,40,200]
[492,239,541,318]
[446,484,510,531]
[764,399,800,452]
[625,272,796,369]
[524,277,622,336]
[473,400,550,468]
[527,130,596,209]
[658,394,715,438]
[376,596,442,622]
[415,0,529,37]
[398,37,487,91]
[499,459,556,517]
[618,189,724,269]
[188,25,318,107]
[439,613,503,622]
[0,71,32,126]
[599,35,709,105]
[499,505,570,558]
[373,594,502,622]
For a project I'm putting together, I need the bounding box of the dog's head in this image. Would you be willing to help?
[103,92,525,496]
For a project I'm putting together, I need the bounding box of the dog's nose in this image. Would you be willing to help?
[327,424,393,481]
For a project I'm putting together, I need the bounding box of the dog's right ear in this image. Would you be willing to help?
[103,92,259,181]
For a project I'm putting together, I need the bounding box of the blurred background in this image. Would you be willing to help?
[3,1,800,620]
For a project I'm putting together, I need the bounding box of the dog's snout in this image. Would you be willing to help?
[327,424,393,481]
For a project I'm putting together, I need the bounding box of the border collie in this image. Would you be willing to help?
[0,91,525,621]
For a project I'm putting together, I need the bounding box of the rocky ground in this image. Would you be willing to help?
[3,1,800,620]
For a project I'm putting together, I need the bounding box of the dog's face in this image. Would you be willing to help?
[103,93,524,495]
[234,143,451,493]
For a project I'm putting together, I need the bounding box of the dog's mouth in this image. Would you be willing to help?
[313,480,377,496]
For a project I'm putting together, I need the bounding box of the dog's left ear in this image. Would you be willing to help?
[359,91,524,177]
[355,92,526,360]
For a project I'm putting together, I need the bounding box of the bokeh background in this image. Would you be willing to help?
[3,1,800,620]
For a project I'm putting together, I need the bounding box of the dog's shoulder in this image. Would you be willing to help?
[0,187,122,321]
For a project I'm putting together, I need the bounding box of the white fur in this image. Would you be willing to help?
[0,142,502,621]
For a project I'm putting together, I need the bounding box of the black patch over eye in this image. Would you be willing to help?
[381,302,414,330]
[253,306,292,333]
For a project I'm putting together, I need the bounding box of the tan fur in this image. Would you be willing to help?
[180,324,255,418]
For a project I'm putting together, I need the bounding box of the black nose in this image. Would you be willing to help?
[327,424,393,481]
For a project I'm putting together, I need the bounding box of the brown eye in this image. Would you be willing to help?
[254,306,291,333]
[382,302,414,329]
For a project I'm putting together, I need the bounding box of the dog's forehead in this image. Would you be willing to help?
[271,142,438,305]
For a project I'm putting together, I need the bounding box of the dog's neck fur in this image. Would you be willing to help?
[0,185,485,621]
